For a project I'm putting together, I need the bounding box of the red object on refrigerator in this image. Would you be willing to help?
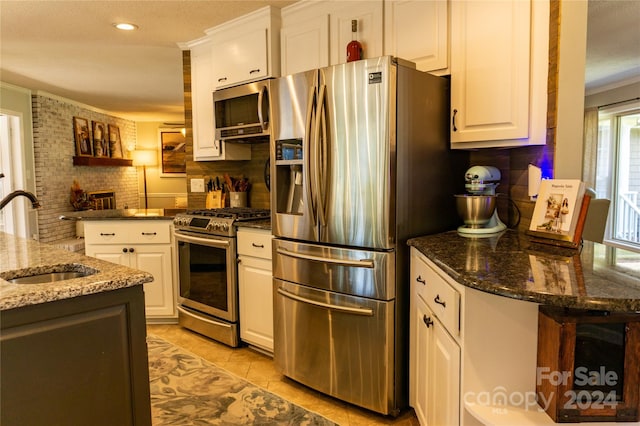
[346,19,363,62]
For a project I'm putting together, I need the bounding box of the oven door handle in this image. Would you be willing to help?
[277,288,373,316]
[174,232,230,248]
[276,247,374,268]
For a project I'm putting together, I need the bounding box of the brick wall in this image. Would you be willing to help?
[32,94,139,243]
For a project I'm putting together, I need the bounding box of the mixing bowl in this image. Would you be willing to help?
[455,194,497,228]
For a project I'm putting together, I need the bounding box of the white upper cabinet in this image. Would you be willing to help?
[384,0,449,74]
[207,6,281,89]
[180,5,280,161]
[450,0,549,148]
[280,14,330,76]
[211,28,269,88]
[280,1,383,74]
[188,41,251,161]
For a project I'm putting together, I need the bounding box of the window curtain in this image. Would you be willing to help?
[582,107,599,189]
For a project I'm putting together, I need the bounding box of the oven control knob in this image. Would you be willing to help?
[221,223,229,231]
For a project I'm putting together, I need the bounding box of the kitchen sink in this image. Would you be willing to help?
[0,264,98,284]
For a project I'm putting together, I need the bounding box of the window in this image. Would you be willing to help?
[596,104,640,251]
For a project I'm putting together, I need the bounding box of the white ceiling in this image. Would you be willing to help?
[1,0,638,123]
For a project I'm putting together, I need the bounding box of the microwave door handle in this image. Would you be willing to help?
[277,287,373,316]
[257,85,268,131]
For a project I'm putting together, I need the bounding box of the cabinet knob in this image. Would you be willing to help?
[416,275,426,285]
[434,294,446,308]
[423,315,434,328]
[129,248,135,253]
[122,248,128,253]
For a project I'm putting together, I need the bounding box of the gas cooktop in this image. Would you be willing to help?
[184,207,271,220]
[173,208,271,237]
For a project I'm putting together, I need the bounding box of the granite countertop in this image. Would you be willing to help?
[408,230,640,313]
[0,232,153,311]
[59,208,185,220]
[235,219,271,231]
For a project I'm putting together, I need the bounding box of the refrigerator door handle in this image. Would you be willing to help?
[305,82,319,235]
[277,287,374,316]
[315,84,328,227]
[276,247,375,268]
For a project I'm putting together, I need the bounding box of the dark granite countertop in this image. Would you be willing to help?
[235,219,271,231]
[0,232,153,311]
[408,230,640,313]
[59,208,185,220]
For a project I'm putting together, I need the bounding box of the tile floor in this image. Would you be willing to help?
[148,324,419,426]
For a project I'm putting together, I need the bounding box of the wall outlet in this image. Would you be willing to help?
[190,178,205,193]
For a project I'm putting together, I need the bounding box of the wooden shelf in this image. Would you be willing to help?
[73,156,133,167]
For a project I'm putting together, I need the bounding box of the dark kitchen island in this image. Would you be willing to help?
[0,232,153,426]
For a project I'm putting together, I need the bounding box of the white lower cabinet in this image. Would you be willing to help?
[84,220,177,321]
[410,246,542,426]
[410,249,461,426]
[237,228,274,353]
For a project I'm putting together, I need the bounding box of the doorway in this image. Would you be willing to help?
[0,112,36,238]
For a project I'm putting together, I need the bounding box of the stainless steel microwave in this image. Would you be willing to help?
[212,79,270,143]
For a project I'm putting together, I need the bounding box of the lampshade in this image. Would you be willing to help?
[131,150,157,167]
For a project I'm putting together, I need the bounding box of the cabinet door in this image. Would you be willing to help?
[212,28,268,88]
[410,291,432,425]
[384,0,448,73]
[429,314,461,426]
[238,255,273,352]
[131,245,175,318]
[329,2,383,65]
[85,246,130,266]
[190,43,251,161]
[191,43,221,160]
[281,14,329,75]
[450,0,531,143]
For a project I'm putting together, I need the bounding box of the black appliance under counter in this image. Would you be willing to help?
[408,230,640,313]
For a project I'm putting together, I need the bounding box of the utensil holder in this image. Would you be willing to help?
[230,192,247,208]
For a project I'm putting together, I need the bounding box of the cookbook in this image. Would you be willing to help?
[527,179,588,247]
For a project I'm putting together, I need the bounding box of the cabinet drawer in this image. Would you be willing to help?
[411,252,460,336]
[84,221,172,245]
[237,229,273,259]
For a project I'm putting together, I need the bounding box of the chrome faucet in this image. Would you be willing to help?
[0,190,41,210]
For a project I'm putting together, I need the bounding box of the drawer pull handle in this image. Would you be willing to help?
[141,232,157,236]
[252,243,264,248]
[249,68,261,74]
[100,232,115,236]
[434,294,446,308]
[452,109,458,132]
[416,275,426,285]
[218,77,227,83]
[423,315,433,328]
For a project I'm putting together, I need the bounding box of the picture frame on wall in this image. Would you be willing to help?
[91,121,109,157]
[108,124,124,158]
[159,130,186,176]
[73,116,92,156]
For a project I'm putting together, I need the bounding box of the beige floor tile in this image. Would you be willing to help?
[148,325,419,426]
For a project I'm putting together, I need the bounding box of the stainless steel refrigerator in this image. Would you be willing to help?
[270,56,464,416]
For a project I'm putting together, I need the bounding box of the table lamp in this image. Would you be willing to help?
[132,150,157,209]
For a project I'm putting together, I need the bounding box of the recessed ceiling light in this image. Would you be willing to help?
[114,23,138,31]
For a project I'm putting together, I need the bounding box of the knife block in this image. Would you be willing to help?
[206,190,223,209]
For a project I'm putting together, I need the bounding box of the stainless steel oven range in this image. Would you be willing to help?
[173,207,270,347]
